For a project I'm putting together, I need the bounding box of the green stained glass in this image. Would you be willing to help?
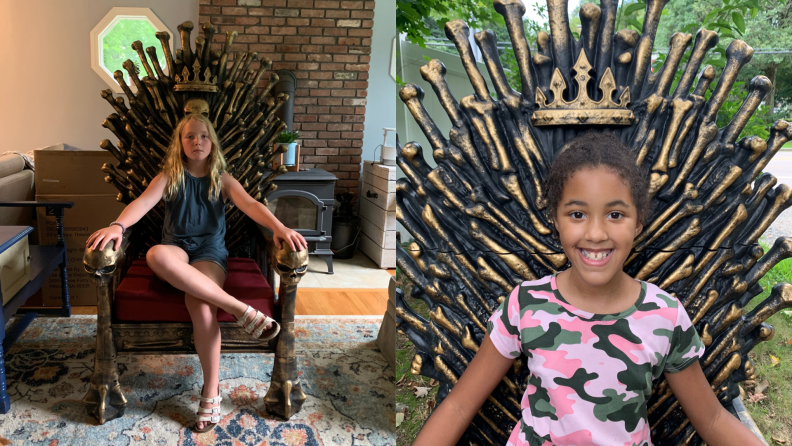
[101,18,166,85]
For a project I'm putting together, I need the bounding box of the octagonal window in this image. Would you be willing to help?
[91,8,173,94]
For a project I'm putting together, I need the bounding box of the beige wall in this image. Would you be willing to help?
[0,0,198,152]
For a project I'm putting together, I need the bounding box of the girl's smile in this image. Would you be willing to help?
[577,248,613,265]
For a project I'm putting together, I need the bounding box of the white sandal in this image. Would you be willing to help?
[236,305,280,341]
[194,386,222,433]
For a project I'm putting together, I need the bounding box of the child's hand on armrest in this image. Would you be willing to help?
[273,225,308,252]
[87,225,124,251]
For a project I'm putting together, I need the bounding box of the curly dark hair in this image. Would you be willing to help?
[542,131,651,228]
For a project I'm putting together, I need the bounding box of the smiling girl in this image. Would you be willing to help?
[411,132,764,446]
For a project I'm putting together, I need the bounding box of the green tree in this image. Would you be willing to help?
[737,0,792,113]
[656,0,792,115]
[102,19,166,84]
[396,0,506,48]
[399,1,548,93]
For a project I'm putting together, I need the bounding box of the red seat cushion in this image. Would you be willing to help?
[115,258,275,322]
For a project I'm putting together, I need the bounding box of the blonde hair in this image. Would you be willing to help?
[162,114,228,202]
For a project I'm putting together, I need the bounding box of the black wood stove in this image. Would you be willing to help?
[267,168,337,274]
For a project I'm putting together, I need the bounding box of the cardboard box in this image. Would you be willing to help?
[34,144,120,196]
[36,194,126,306]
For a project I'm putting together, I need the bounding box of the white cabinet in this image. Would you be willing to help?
[359,161,396,268]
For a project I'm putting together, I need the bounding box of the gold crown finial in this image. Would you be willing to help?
[174,58,218,93]
[531,50,634,126]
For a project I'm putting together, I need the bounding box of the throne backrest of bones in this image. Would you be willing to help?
[98,21,290,259]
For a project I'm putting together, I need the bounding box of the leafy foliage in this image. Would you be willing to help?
[656,0,792,118]
[276,130,300,144]
[396,0,505,48]
[102,18,166,85]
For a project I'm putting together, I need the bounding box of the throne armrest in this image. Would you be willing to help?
[83,226,134,276]
[255,224,276,286]
[254,224,309,293]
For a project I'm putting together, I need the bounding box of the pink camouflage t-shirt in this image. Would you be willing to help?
[487,274,705,446]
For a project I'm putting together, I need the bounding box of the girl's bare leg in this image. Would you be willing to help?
[146,245,250,318]
[187,261,224,431]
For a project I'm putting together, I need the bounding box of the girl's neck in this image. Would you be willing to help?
[185,159,208,178]
[556,269,640,314]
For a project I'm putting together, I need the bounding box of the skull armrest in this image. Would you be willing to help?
[83,227,134,280]
[272,243,309,286]
[254,225,309,290]
[82,226,133,424]
[254,224,309,418]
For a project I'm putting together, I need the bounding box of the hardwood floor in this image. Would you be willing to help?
[67,287,388,317]
[294,288,387,315]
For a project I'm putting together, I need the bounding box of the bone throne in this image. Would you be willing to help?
[396,0,792,444]
[83,21,309,423]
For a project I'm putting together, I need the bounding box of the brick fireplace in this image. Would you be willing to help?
[199,0,375,195]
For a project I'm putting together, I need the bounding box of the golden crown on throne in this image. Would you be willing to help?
[174,57,218,93]
[531,49,634,126]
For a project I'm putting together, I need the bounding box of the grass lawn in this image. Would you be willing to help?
[743,240,792,443]
[395,240,792,444]
[395,271,439,445]
[783,141,792,149]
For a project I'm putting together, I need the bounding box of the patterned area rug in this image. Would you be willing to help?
[0,315,394,445]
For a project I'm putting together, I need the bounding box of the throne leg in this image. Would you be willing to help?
[83,274,126,423]
[265,281,306,418]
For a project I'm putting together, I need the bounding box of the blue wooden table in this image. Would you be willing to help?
[0,201,73,413]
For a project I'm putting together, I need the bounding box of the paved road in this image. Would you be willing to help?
[758,150,792,241]
[763,151,792,183]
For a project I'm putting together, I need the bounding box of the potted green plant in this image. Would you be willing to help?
[276,130,300,166]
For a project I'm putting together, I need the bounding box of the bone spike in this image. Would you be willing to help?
[742,284,792,336]
[217,31,237,84]
[399,84,451,156]
[702,40,755,123]
[130,41,156,79]
[673,29,719,99]
[226,53,247,88]
[546,0,574,91]
[444,20,491,100]
[746,237,792,289]
[578,3,601,62]
[613,29,639,88]
[177,21,194,67]
[113,70,136,104]
[744,120,792,181]
[721,76,772,144]
[420,60,464,126]
[594,0,618,94]
[652,33,692,97]
[194,37,206,72]
[493,0,535,101]
[201,23,216,70]
[155,32,175,78]
[145,46,168,82]
[474,31,517,101]
[99,139,126,166]
[237,52,258,84]
[628,0,672,95]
